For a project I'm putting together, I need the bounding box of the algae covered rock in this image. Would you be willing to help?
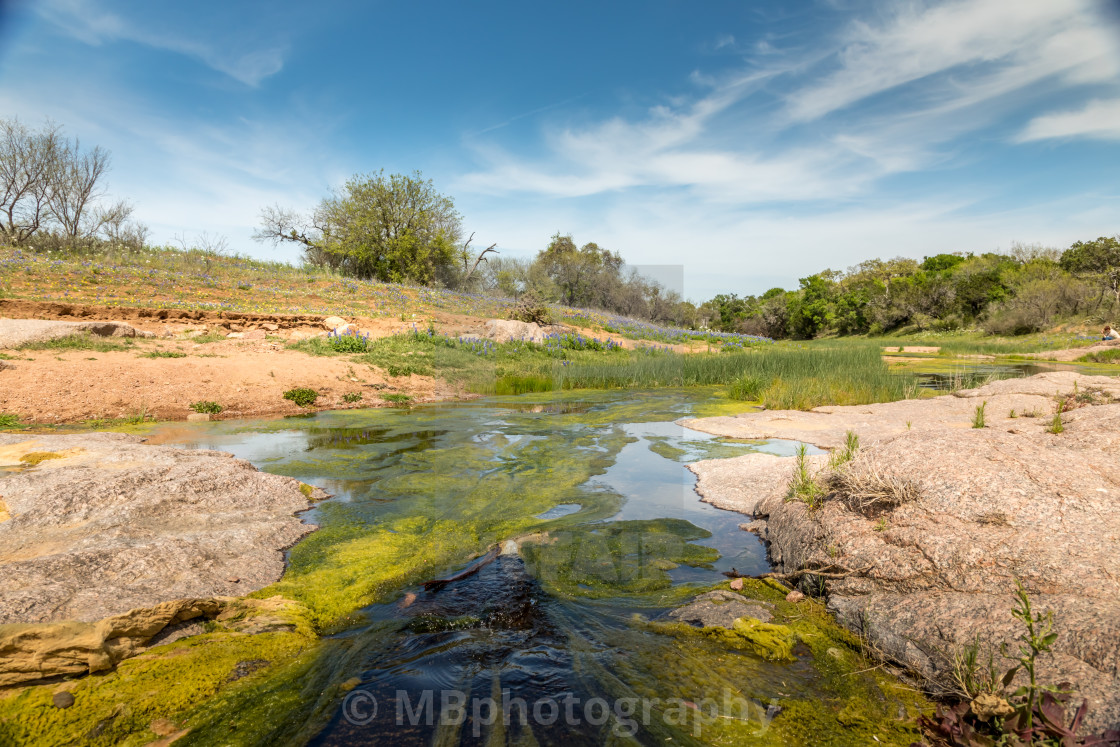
[684,372,1120,733]
[0,432,317,625]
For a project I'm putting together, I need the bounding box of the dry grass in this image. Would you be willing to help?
[828,459,922,517]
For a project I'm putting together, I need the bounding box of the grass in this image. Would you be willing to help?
[1047,403,1065,434]
[0,413,20,428]
[381,393,412,406]
[189,400,224,414]
[724,344,913,410]
[17,333,133,353]
[1078,348,1120,364]
[141,349,187,358]
[283,388,318,408]
[972,401,987,428]
[869,330,1100,355]
[788,443,825,508]
[342,392,362,403]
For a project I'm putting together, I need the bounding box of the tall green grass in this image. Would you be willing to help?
[724,345,913,410]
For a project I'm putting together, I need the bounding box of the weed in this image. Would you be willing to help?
[1008,409,1017,418]
[381,393,413,407]
[906,420,912,430]
[873,518,888,532]
[283,388,319,407]
[327,328,371,353]
[18,334,128,353]
[787,443,825,508]
[141,350,187,358]
[190,333,226,344]
[1047,402,1065,434]
[827,430,860,470]
[189,401,224,414]
[342,392,362,403]
[972,400,987,429]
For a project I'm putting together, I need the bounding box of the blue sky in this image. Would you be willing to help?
[2,0,1119,300]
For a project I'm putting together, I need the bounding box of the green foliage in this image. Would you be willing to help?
[972,401,987,429]
[828,430,860,470]
[283,388,318,407]
[258,170,461,285]
[1079,348,1120,364]
[0,413,19,428]
[380,393,412,406]
[1047,402,1065,434]
[17,333,131,352]
[141,349,187,358]
[326,330,369,353]
[724,345,911,410]
[788,443,825,508]
[341,392,362,403]
[189,400,224,414]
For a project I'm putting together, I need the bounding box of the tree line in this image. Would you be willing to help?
[4,118,1115,338]
[0,118,148,251]
[698,239,1120,338]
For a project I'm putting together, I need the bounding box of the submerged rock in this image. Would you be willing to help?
[684,372,1120,733]
[663,589,774,627]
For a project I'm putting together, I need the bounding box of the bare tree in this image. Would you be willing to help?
[49,139,110,241]
[96,200,148,250]
[0,118,63,244]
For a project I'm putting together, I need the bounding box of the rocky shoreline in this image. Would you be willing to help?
[0,432,321,686]
[682,372,1120,733]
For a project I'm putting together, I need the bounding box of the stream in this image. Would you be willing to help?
[143,389,919,745]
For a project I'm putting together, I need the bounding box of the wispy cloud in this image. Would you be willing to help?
[459,0,1120,206]
[33,0,286,86]
[1017,98,1120,142]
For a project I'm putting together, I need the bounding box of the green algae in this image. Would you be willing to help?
[17,451,64,466]
[612,581,929,745]
[0,389,932,745]
[520,518,720,603]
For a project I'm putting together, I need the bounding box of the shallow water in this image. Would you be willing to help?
[143,390,908,745]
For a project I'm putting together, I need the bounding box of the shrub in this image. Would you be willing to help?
[189,401,224,414]
[327,329,370,353]
[0,413,20,428]
[283,388,318,407]
[509,293,552,325]
[342,392,363,403]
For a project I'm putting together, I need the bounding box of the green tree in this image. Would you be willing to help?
[1060,236,1120,308]
[536,233,622,306]
[256,170,463,285]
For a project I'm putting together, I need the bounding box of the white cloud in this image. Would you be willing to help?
[785,0,1117,122]
[1017,98,1120,142]
[33,0,285,86]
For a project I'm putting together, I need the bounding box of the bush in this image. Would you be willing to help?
[342,392,362,403]
[283,388,319,407]
[510,294,552,325]
[0,413,19,428]
[189,401,224,414]
[327,329,370,353]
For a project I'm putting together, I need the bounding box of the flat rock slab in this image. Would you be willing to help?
[683,372,1120,733]
[0,318,152,348]
[0,433,316,624]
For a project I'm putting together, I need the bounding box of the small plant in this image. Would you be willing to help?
[342,392,362,403]
[381,393,413,407]
[189,401,224,415]
[1008,409,1017,419]
[873,518,888,532]
[906,419,912,430]
[920,579,1117,746]
[972,400,987,429]
[283,388,319,407]
[327,328,371,353]
[788,443,824,509]
[142,350,188,358]
[828,430,860,470]
[1047,402,1065,434]
[0,413,19,428]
